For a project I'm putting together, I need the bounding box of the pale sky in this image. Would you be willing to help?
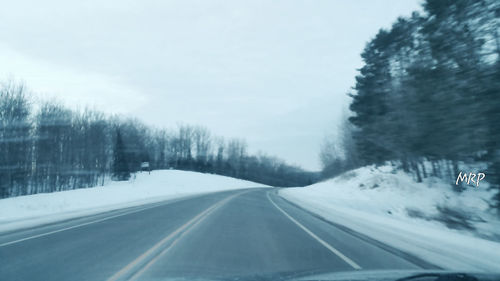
[0,0,422,171]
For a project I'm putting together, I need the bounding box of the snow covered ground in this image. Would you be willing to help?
[0,170,268,233]
[280,165,500,272]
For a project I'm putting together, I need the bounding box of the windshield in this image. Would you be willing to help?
[1,1,499,281]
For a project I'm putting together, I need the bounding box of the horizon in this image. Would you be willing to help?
[0,0,422,170]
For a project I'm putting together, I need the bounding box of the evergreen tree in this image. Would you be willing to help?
[112,129,130,181]
[343,0,499,193]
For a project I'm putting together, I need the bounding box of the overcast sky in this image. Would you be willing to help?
[0,0,421,171]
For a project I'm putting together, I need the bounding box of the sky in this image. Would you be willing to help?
[0,0,422,171]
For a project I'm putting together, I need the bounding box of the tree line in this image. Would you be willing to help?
[0,81,316,198]
[321,0,499,205]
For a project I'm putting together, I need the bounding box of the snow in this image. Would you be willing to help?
[0,170,268,232]
[280,165,500,272]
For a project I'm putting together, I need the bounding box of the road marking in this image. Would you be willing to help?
[107,191,245,281]
[267,192,362,270]
[127,197,224,281]
[0,204,166,247]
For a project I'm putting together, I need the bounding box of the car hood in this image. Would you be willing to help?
[291,269,500,281]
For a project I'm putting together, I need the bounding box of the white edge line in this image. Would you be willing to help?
[267,192,362,270]
[1,191,245,248]
[0,203,166,247]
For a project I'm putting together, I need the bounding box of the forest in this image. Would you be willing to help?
[2,0,498,205]
[0,82,316,198]
[321,0,500,207]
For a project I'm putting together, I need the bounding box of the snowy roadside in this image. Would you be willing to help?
[279,165,500,272]
[0,170,269,233]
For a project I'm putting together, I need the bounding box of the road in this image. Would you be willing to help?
[0,188,438,280]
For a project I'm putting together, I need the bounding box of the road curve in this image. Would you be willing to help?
[0,188,436,281]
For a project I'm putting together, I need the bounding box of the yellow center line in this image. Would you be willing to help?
[106,191,246,281]
[128,200,221,281]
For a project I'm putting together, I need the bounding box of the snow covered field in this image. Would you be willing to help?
[280,165,500,272]
[0,170,268,232]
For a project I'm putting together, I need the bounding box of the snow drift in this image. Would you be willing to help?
[280,165,500,272]
[0,170,268,232]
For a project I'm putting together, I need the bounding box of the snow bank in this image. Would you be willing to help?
[0,170,268,232]
[280,165,500,272]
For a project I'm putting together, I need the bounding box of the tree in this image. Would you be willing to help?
[0,81,32,197]
[320,112,361,178]
[345,0,500,201]
[0,79,316,196]
[112,129,130,181]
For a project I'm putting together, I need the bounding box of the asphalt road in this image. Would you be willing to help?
[0,188,437,281]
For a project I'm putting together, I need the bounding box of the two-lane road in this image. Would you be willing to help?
[0,188,437,280]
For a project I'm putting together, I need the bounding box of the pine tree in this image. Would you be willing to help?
[112,129,130,181]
